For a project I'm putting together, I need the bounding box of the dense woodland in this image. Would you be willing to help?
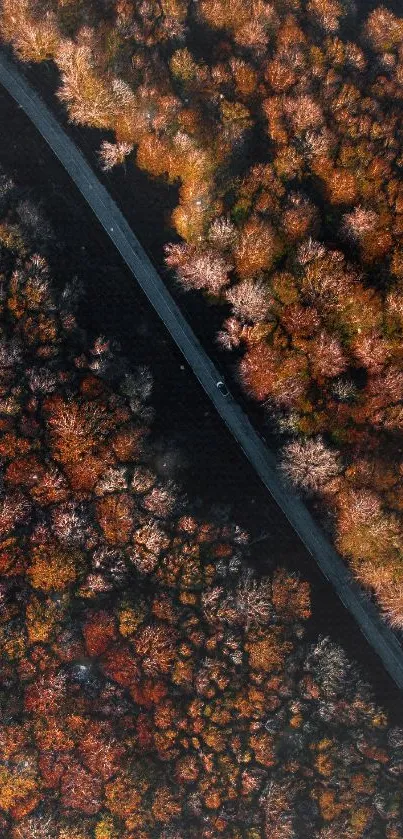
[0,171,401,836]
[1,0,402,626]
[0,162,403,839]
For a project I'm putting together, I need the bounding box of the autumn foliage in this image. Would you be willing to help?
[1,0,402,621]
[0,184,401,836]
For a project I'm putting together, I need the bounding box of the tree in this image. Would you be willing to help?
[341,206,378,242]
[283,94,324,134]
[214,570,274,627]
[98,141,133,171]
[0,0,58,62]
[279,303,321,339]
[351,331,390,373]
[216,317,244,350]
[335,487,402,575]
[307,0,346,33]
[60,760,103,815]
[304,636,354,699]
[239,341,308,408]
[208,216,238,250]
[56,41,116,130]
[261,781,294,839]
[165,243,232,294]
[239,341,282,401]
[281,192,319,241]
[364,6,403,52]
[226,278,273,322]
[321,167,358,205]
[280,437,341,494]
[265,57,296,94]
[373,582,403,630]
[96,493,135,544]
[233,217,282,278]
[307,331,347,379]
[27,542,81,592]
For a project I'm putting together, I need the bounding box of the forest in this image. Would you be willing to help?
[0,162,401,837]
[0,0,402,626]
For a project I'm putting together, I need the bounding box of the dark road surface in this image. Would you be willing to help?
[1,49,403,691]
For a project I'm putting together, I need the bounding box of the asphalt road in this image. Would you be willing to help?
[1,49,403,691]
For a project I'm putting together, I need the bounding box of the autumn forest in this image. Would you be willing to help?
[0,0,403,836]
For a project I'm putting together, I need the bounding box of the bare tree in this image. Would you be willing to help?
[281,437,341,495]
[98,140,133,171]
[226,278,273,322]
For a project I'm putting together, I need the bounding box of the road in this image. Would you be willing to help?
[1,49,403,691]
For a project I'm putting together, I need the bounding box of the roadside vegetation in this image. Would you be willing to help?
[1,0,402,626]
[0,171,402,837]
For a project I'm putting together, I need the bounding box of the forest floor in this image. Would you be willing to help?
[0,69,402,719]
